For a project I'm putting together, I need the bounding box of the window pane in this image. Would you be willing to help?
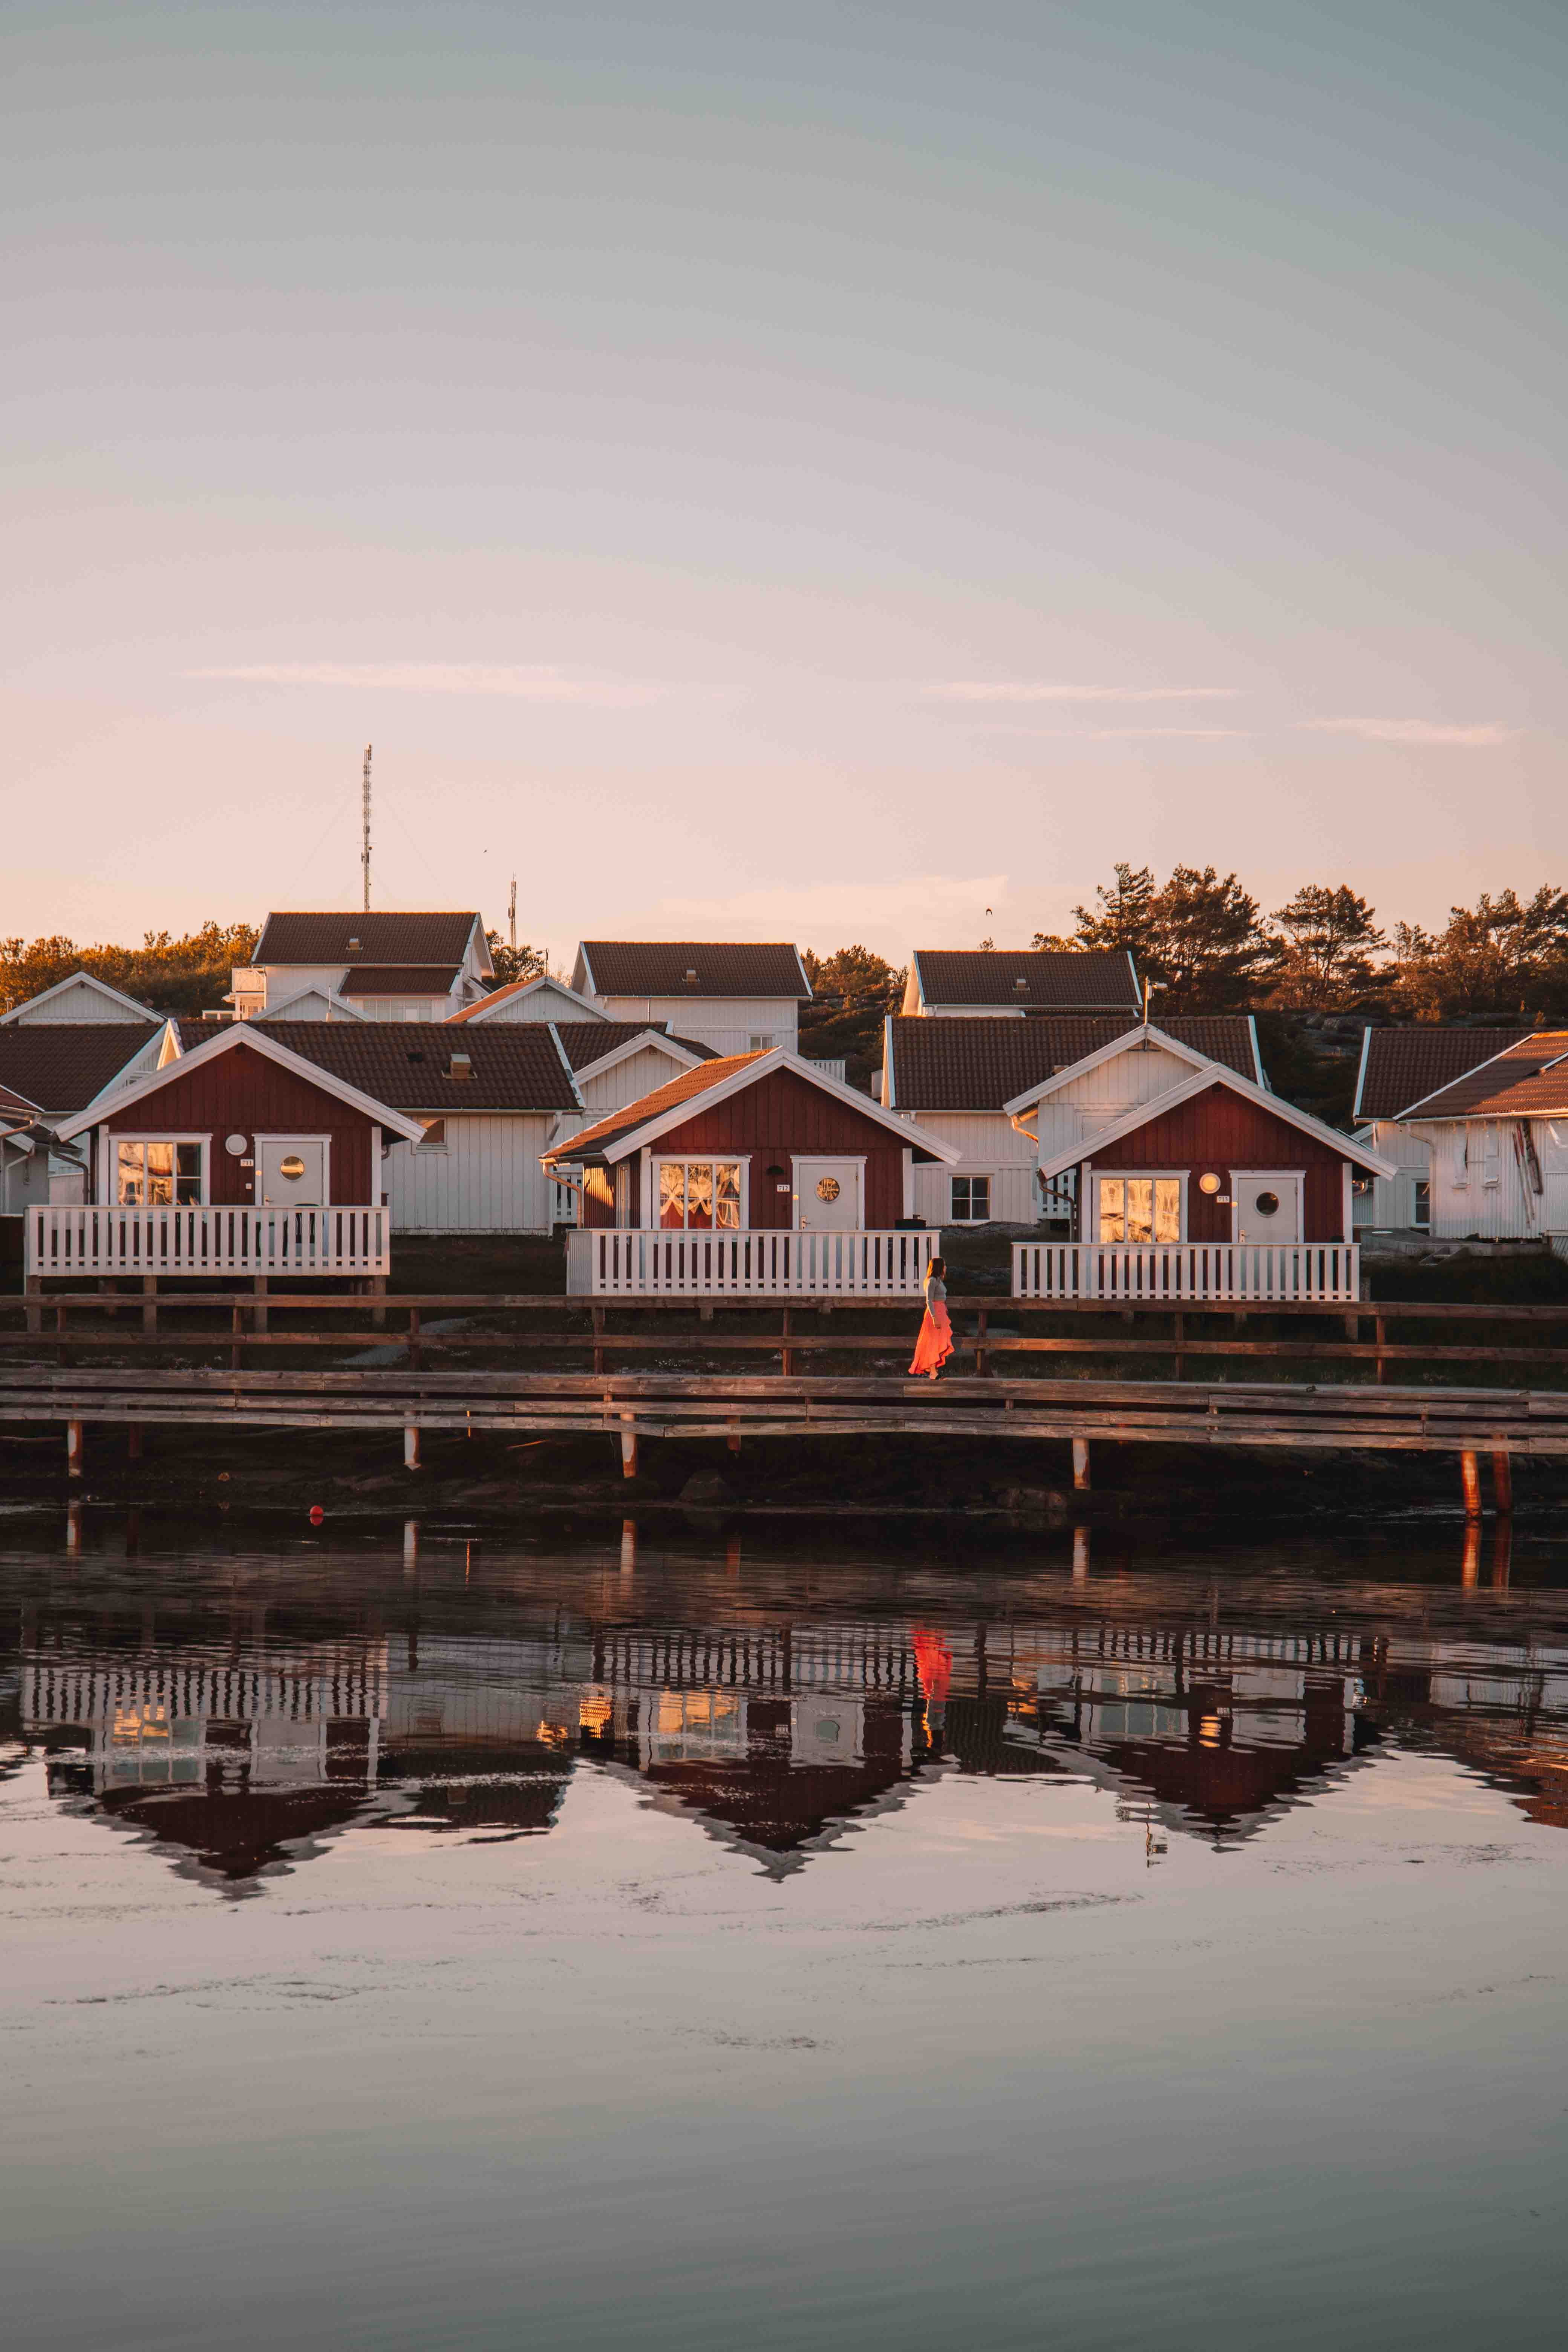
[1126,1179,1153,1244]
[972,1177,990,1220]
[147,1143,174,1178]
[1098,1179,1125,1244]
[716,1164,741,1229]
[658,1163,686,1228]
[1153,1179,1181,1243]
[176,1174,202,1205]
[176,1144,201,1179]
[116,1141,145,1207]
[686,1164,714,1229]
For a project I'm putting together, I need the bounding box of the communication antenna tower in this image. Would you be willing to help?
[508,875,517,953]
[361,744,372,911]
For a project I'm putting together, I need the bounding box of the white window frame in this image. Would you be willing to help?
[1410,1174,1432,1232]
[650,1155,750,1232]
[418,1118,449,1152]
[1092,1169,1186,1245]
[105,1133,209,1208]
[254,1133,334,1205]
[949,1171,994,1224]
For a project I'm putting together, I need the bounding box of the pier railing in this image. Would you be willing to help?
[567,1227,940,1296]
[1013,1240,1360,1303]
[26,1204,390,1280]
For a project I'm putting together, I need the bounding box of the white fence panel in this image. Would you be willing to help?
[1012,1240,1360,1303]
[27,1204,390,1279]
[568,1227,940,1296]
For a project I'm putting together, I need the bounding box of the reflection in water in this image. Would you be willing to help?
[6,1511,1566,1888]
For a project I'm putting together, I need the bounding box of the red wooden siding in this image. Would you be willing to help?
[654,1069,907,1227]
[1080,1084,1350,1240]
[101,1045,376,1203]
[581,1167,615,1227]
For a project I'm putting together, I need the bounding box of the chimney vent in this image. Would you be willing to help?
[449,1051,472,1080]
[1014,976,1028,992]
[347,936,361,952]
[684,968,699,985]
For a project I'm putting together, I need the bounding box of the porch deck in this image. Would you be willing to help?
[567,1227,940,1296]
[26,1204,390,1282]
[1013,1239,1361,1303]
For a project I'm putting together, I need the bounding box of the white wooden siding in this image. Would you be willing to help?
[593,995,800,1055]
[905,1111,1038,1225]
[1354,1119,1434,1230]
[8,977,147,1023]
[476,979,603,1023]
[577,1044,694,1112]
[1031,1039,1196,1167]
[384,1113,555,1233]
[1423,1118,1568,1242]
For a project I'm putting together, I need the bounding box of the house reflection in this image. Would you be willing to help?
[18,1596,1568,1889]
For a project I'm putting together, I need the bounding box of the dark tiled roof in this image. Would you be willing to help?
[913,948,1139,1011]
[551,1021,718,1072]
[547,1054,764,1161]
[341,965,462,994]
[886,1016,1259,1111]
[0,1025,158,1115]
[248,1021,581,1111]
[1354,1028,1530,1121]
[579,941,812,1000]
[0,1081,43,1118]
[1399,1032,1568,1120]
[254,911,484,968]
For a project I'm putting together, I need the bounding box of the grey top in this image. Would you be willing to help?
[925,1273,946,1304]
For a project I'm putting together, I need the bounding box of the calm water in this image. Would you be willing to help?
[4,1505,1568,2350]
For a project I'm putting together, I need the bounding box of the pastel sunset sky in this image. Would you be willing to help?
[4,2,1563,959]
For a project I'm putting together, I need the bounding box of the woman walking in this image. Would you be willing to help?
[909,1255,953,1380]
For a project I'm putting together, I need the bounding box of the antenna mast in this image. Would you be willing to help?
[361,744,372,911]
[508,875,517,953]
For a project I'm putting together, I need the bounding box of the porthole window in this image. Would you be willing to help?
[1254,1189,1280,1217]
[279,1154,308,1181]
[1197,1171,1222,1196]
[816,1176,841,1202]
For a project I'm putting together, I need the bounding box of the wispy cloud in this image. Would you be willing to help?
[184,662,660,704]
[1019,725,1245,741]
[1302,717,1514,747]
[928,683,1243,705]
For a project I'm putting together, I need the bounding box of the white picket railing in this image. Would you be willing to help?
[26,1204,390,1280]
[1012,1240,1360,1303]
[568,1227,941,1296]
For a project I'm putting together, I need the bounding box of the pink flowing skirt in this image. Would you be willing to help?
[909,1300,953,1376]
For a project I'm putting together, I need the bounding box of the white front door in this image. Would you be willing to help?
[1234,1172,1302,1243]
[259,1139,326,1206]
[795,1157,862,1230]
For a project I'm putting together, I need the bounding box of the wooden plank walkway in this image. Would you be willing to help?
[3,1365,1566,1455]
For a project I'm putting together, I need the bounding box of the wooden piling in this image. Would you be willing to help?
[1492,1447,1513,1515]
[1461,1518,1481,1588]
[1072,1524,1090,1582]
[1072,1436,1091,1491]
[66,1419,83,1479]
[403,1424,421,1471]
[127,1423,142,1462]
[24,1277,41,1338]
[620,1418,638,1479]
[141,1275,158,1337]
[1460,1449,1483,1520]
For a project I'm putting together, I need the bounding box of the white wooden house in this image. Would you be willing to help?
[570,941,814,1056]
[0,971,160,1025]
[1390,1031,1568,1248]
[230,911,493,1020]
[883,1015,1263,1226]
[901,948,1141,1018]
[449,974,609,1026]
[1351,1028,1528,1234]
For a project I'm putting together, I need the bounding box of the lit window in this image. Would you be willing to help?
[951,1174,991,1222]
[1412,1178,1431,1231]
[117,1141,202,1207]
[657,1160,742,1230]
[1097,1176,1181,1244]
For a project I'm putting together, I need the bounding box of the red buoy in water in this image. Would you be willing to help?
[308,1505,325,1525]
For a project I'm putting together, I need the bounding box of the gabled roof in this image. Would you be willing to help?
[341,965,462,995]
[1353,1027,1531,1121]
[551,1021,714,1075]
[253,911,489,972]
[544,1047,960,1167]
[0,1080,43,1119]
[1034,1062,1396,1182]
[910,948,1140,1012]
[0,971,161,1025]
[0,1024,160,1115]
[575,941,813,1001]
[1001,1021,1262,1116]
[449,974,607,1025]
[53,1024,430,1144]
[242,1020,583,1113]
[1398,1031,1568,1121]
[261,983,366,1022]
[885,1014,1260,1112]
